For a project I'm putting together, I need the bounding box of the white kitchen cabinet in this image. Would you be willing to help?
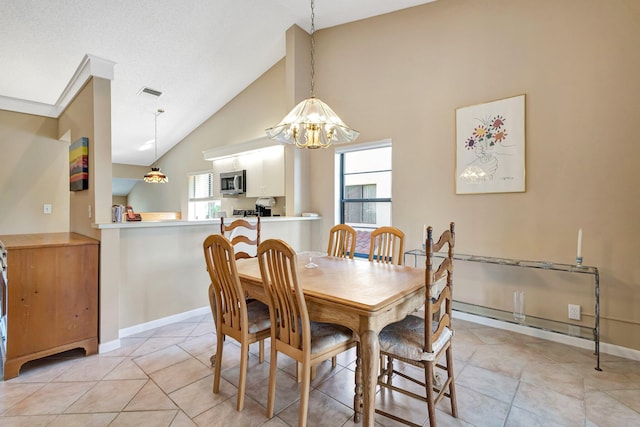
[241,151,262,197]
[210,144,285,198]
[246,145,285,197]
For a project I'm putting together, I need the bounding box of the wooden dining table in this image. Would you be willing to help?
[235,254,425,426]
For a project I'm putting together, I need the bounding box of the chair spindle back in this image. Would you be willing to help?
[327,224,357,259]
[424,222,455,354]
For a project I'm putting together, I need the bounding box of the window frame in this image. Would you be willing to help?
[335,139,392,258]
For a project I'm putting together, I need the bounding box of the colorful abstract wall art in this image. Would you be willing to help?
[69,137,89,191]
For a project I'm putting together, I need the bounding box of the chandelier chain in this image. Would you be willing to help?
[310,0,315,97]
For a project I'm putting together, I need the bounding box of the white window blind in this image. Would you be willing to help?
[188,172,220,220]
[188,172,214,201]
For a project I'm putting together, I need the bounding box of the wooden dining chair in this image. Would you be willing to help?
[323,223,358,370]
[368,226,405,375]
[368,226,405,266]
[327,224,357,259]
[376,222,457,427]
[220,216,261,259]
[203,234,271,411]
[218,216,265,361]
[257,239,359,427]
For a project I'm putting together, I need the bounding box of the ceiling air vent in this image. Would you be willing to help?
[138,87,163,98]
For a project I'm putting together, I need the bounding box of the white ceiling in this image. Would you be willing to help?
[0,0,434,166]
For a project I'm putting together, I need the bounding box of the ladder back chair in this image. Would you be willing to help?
[203,234,271,411]
[218,216,265,360]
[368,226,405,266]
[376,222,457,427]
[220,216,261,259]
[257,239,359,427]
[327,224,357,259]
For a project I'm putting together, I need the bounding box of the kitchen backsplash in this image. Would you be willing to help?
[219,196,285,217]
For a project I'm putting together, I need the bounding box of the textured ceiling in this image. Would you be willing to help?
[0,0,435,165]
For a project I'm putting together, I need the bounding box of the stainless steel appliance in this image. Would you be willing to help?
[220,170,246,195]
[232,209,256,217]
[111,205,125,223]
[256,197,276,217]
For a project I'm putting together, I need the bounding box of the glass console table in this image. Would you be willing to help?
[404,249,601,371]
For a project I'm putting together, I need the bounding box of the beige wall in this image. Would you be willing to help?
[128,0,639,350]
[305,0,640,349]
[1,0,638,352]
[113,163,148,179]
[57,77,112,239]
[0,77,112,238]
[0,110,69,234]
[127,59,289,215]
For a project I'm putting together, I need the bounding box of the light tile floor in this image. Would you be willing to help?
[1,314,639,426]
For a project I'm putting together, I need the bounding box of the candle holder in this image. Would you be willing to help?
[576,256,583,267]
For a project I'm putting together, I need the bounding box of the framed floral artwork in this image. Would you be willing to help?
[455,94,525,194]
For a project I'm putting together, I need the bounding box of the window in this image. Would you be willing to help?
[188,172,221,220]
[336,142,392,257]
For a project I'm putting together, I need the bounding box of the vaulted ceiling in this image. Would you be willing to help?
[0,1,435,165]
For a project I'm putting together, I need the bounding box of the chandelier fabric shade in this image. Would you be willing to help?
[266,0,358,149]
[144,108,168,183]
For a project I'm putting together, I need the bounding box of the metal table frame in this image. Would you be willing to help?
[404,249,601,371]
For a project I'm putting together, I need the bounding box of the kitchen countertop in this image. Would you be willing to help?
[96,215,321,229]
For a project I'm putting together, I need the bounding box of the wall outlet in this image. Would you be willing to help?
[43,204,52,214]
[568,304,581,320]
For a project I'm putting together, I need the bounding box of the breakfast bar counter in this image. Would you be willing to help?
[95,216,322,353]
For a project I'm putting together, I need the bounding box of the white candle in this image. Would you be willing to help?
[577,228,582,258]
[422,224,427,245]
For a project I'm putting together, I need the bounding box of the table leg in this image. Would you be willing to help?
[360,329,379,427]
[354,342,363,423]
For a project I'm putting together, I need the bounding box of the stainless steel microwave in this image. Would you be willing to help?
[220,170,246,195]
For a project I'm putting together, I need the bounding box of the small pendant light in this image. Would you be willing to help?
[144,108,168,183]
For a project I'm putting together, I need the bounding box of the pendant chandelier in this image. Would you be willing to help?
[266,0,359,149]
[144,108,168,183]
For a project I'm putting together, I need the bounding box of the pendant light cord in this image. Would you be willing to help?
[154,108,164,166]
[310,0,316,98]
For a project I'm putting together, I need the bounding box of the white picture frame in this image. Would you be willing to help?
[455,94,526,194]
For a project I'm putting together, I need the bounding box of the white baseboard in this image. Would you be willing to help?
[98,306,640,363]
[453,311,640,362]
[98,306,211,353]
[99,339,121,354]
[119,306,211,338]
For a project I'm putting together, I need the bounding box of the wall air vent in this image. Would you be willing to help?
[138,87,163,98]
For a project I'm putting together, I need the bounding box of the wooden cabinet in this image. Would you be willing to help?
[0,232,99,380]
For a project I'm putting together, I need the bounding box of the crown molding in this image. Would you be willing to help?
[0,54,116,118]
